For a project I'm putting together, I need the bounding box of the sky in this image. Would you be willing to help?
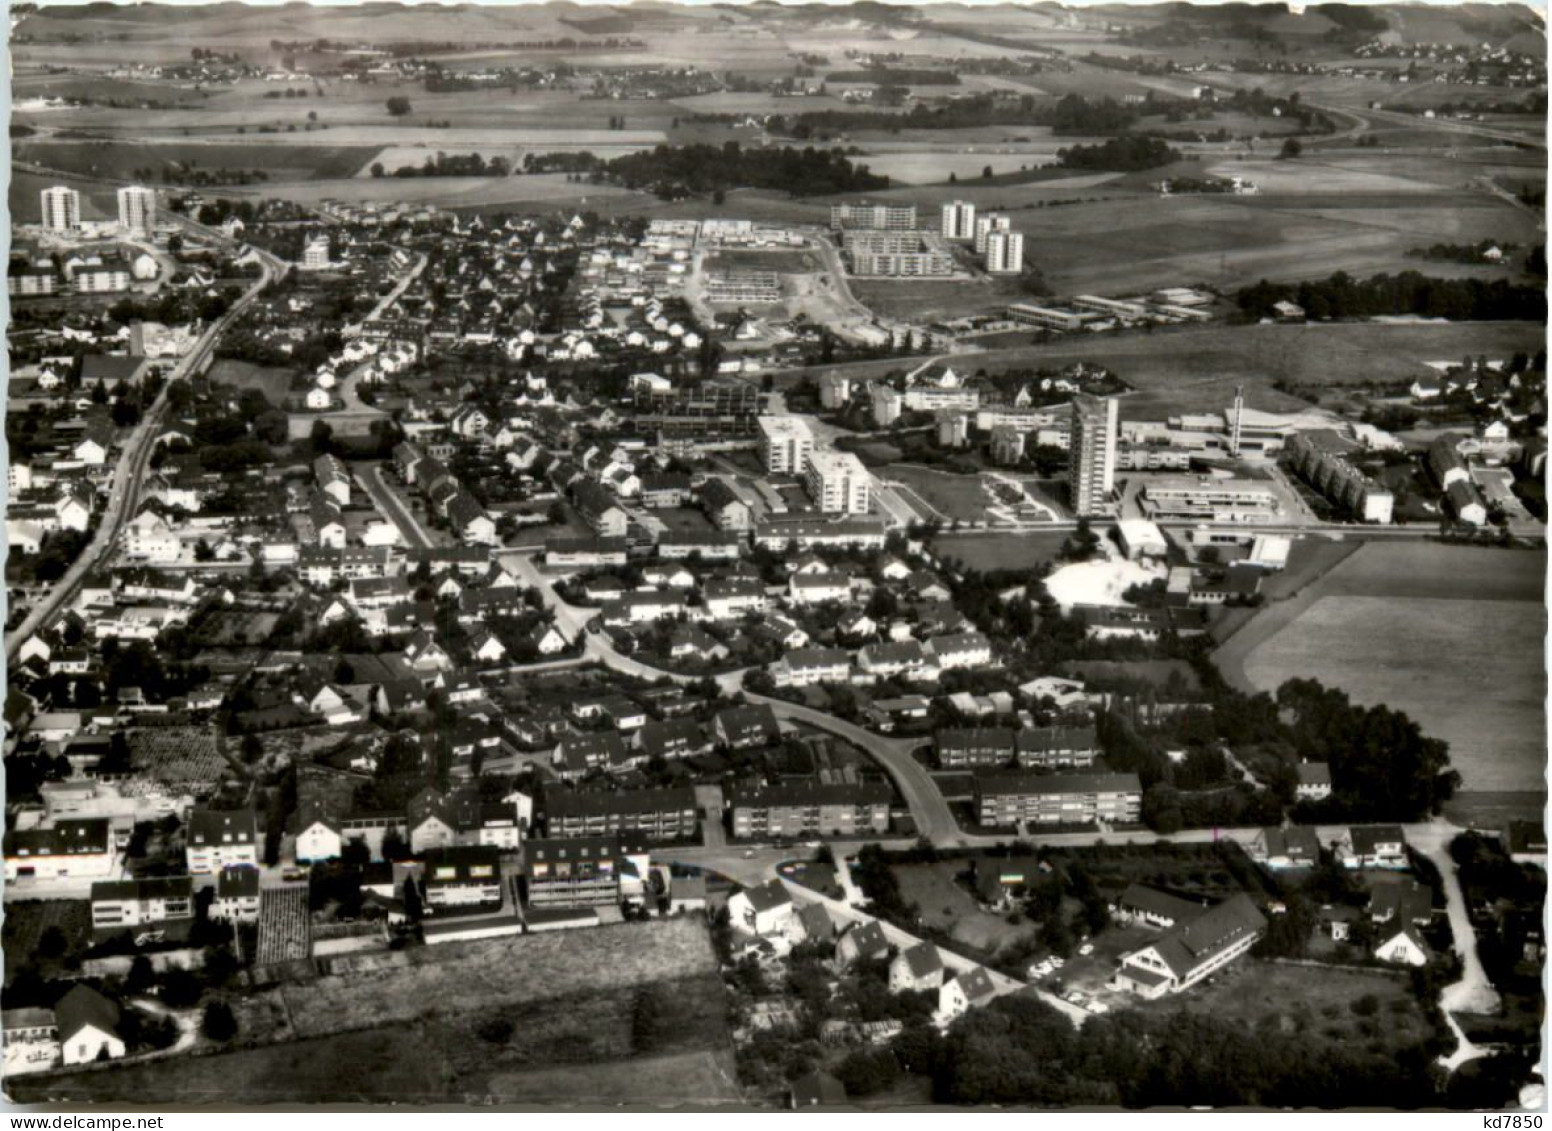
[20,0,1550,12]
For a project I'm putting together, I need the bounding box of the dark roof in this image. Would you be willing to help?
[727,779,892,810]
[791,1071,847,1108]
[188,808,257,847]
[54,985,121,1044]
[739,879,792,914]
[899,942,942,979]
[90,876,193,903]
[1146,893,1267,980]
[217,866,261,899]
[547,786,696,820]
[975,772,1142,799]
[1351,825,1407,856]
[841,920,889,960]
[1119,883,1203,924]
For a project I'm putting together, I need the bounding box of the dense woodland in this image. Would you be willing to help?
[1237,271,1548,322]
[597,142,889,199]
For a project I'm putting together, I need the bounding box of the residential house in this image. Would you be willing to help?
[1249,825,1320,869]
[713,705,782,751]
[937,967,998,1023]
[5,818,117,881]
[423,846,503,910]
[546,786,698,841]
[89,876,194,938]
[889,943,945,993]
[211,866,261,923]
[1341,826,1408,869]
[185,809,259,875]
[728,780,892,839]
[522,836,649,907]
[56,986,124,1066]
[836,920,891,967]
[1295,762,1333,802]
[729,879,798,938]
[770,647,852,688]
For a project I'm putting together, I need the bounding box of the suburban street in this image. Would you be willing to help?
[359,464,436,551]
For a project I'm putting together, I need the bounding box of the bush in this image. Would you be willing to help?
[201,1000,237,1042]
[476,1016,514,1044]
[1350,993,1380,1017]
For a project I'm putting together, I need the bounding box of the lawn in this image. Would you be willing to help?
[1136,958,1438,1059]
[703,249,823,274]
[206,359,300,405]
[1231,543,1547,795]
[2,901,92,983]
[14,937,734,1105]
[932,530,1070,572]
[893,860,1037,956]
[885,465,992,523]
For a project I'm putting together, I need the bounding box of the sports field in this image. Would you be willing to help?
[1227,542,1546,796]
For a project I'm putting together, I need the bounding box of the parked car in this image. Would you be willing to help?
[1078,943,1095,957]
[1064,991,1085,1005]
[1087,1001,1109,1015]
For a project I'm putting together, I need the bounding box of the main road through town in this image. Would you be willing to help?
[3,240,285,662]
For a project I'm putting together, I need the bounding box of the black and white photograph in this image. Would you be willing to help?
[0,0,1546,1112]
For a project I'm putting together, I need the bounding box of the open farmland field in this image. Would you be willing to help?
[357,142,653,178]
[488,1048,742,1105]
[8,171,120,223]
[859,149,1058,185]
[16,139,378,183]
[1015,185,1540,296]
[976,320,1548,416]
[217,172,643,211]
[279,916,716,1039]
[13,921,733,1105]
[1223,543,1546,797]
[852,275,1024,321]
[13,974,737,1105]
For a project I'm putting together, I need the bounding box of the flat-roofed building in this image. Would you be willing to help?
[759,414,815,475]
[974,772,1142,828]
[804,450,871,514]
[1141,475,1283,525]
[1069,394,1119,518]
[830,202,918,231]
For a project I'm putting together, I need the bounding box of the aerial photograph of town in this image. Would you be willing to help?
[0,0,1545,1113]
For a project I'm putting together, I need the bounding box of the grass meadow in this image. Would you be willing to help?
[1233,543,1546,796]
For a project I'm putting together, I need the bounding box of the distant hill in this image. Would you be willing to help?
[13,0,1544,52]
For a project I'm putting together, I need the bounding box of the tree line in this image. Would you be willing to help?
[599,142,888,199]
[1237,270,1548,322]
